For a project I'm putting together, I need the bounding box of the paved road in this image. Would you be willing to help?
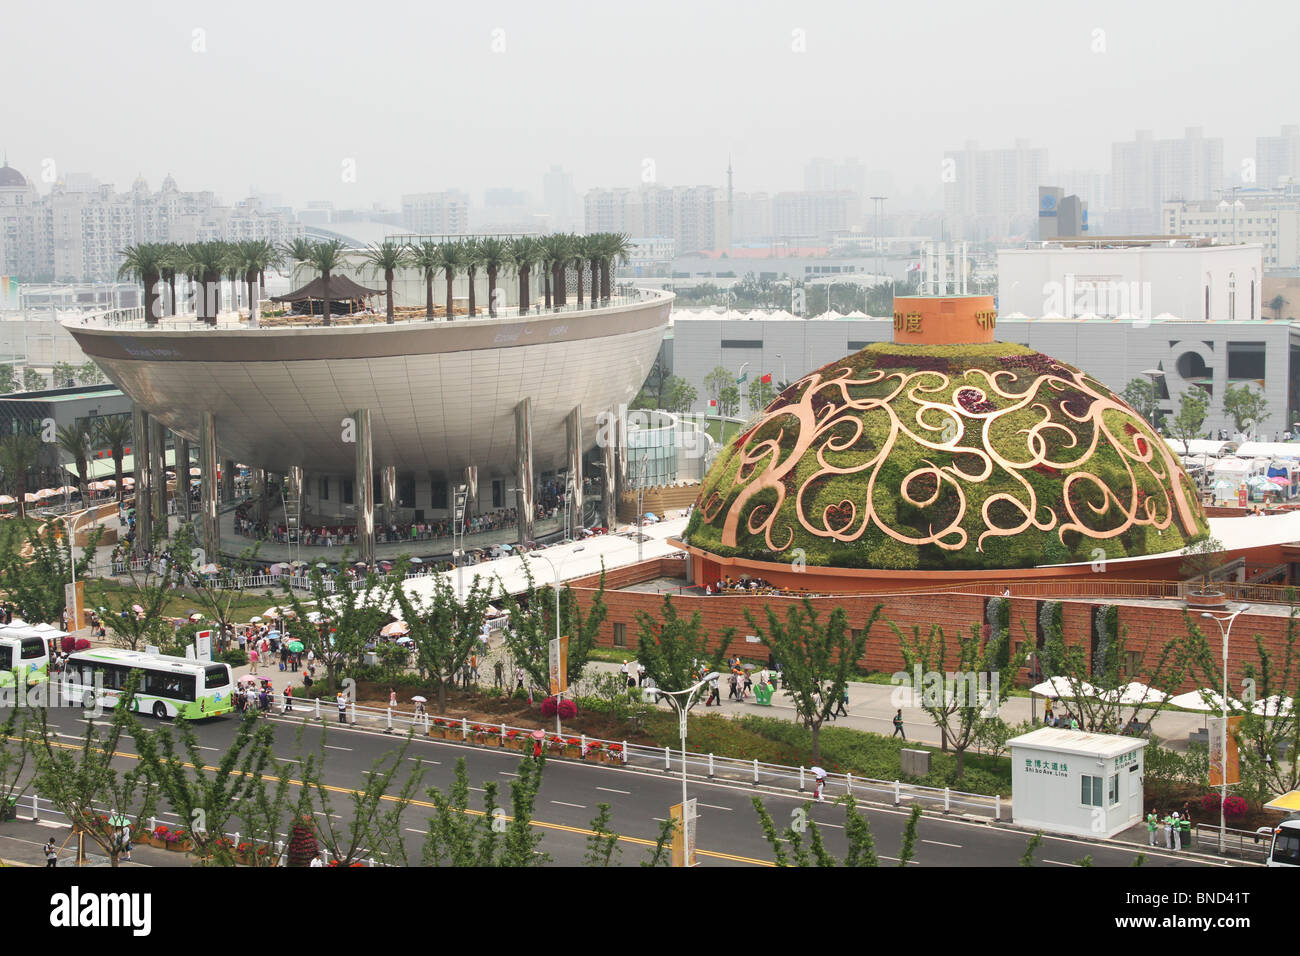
[9,707,1241,868]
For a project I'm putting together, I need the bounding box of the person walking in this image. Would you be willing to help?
[1043,698,1054,726]
[388,688,397,708]
[283,684,294,713]
[336,691,347,724]
[1146,809,1159,846]
[812,766,828,802]
[249,647,259,675]
[833,690,849,718]
[515,666,525,692]
[45,838,58,868]
[892,709,906,739]
[494,660,504,690]
[705,675,720,707]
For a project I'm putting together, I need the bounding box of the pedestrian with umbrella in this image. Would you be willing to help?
[411,696,427,719]
[531,728,545,760]
[811,766,828,803]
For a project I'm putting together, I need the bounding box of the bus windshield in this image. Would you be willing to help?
[1273,830,1300,867]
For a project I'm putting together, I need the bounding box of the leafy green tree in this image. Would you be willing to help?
[22,367,46,392]
[718,384,741,418]
[891,620,1028,777]
[1121,377,1158,426]
[1223,382,1269,436]
[298,729,425,866]
[170,521,263,642]
[703,366,733,410]
[103,549,180,650]
[0,710,32,819]
[752,794,886,866]
[0,518,102,624]
[304,239,347,327]
[1180,608,1300,802]
[747,377,778,412]
[634,594,733,696]
[1269,293,1286,320]
[641,816,678,867]
[409,240,442,320]
[664,376,698,415]
[584,803,622,866]
[1170,386,1211,448]
[422,756,548,866]
[1180,535,1226,596]
[499,564,608,694]
[1020,831,1043,866]
[279,567,392,694]
[52,362,79,388]
[130,710,279,865]
[94,415,132,500]
[30,672,159,867]
[744,598,882,764]
[390,569,493,712]
[897,804,923,866]
[0,364,17,394]
[118,242,167,326]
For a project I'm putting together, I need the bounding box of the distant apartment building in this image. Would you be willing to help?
[803,157,867,194]
[400,191,471,235]
[1037,187,1089,239]
[0,164,301,282]
[729,192,772,243]
[1110,128,1223,235]
[1162,185,1300,270]
[943,139,1049,240]
[772,190,861,242]
[583,184,724,253]
[543,166,580,233]
[1257,125,1300,189]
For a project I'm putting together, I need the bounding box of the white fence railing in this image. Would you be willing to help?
[106,563,441,594]
[243,695,1005,820]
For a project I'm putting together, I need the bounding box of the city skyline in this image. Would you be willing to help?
[4,0,1295,209]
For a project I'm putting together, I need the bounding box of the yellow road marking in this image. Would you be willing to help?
[19,735,774,866]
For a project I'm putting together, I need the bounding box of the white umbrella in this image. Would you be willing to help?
[306,611,323,624]
[1099,682,1168,706]
[190,467,201,476]
[409,556,423,563]
[1168,689,1242,712]
[263,607,281,619]
[395,636,413,646]
[1030,677,1096,699]
[1251,695,1294,718]
[381,620,409,637]
[199,563,218,574]
[411,695,427,703]
[810,765,827,780]
[248,616,262,623]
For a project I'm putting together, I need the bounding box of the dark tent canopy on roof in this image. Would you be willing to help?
[271,274,384,303]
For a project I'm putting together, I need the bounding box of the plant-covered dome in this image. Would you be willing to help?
[685,341,1208,571]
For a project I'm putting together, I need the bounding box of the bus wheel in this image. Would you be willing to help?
[152,702,168,720]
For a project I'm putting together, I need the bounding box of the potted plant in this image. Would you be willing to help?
[1181,535,1228,608]
[149,825,171,849]
[586,740,606,763]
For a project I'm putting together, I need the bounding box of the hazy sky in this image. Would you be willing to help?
[5,0,1295,208]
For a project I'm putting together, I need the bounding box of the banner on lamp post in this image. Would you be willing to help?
[1209,715,1242,786]
[64,580,85,632]
[670,799,698,867]
[548,635,569,696]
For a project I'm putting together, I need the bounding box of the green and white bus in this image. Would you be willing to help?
[0,629,52,689]
[61,649,234,720]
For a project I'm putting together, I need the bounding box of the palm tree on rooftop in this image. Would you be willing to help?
[433,241,465,321]
[409,240,441,321]
[305,240,347,327]
[183,241,228,325]
[250,239,281,304]
[586,234,602,309]
[159,242,183,317]
[117,242,166,327]
[572,235,592,307]
[281,237,316,285]
[55,423,92,504]
[599,232,633,302]
[360,241,410,324]
[95,415,131,502]
[507,236,540,316]
[0,433,40,519]
[544,234,575,308]
[477,237,510,317]
[462,238,483,317]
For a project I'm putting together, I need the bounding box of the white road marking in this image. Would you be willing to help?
[697,803,732,811]
[198,746,221,752]
[879,856,921,865]
[551,800,586,809]
[596,787,631,795]
[500,771,520,777]
[323,744,352,751]
[923,839,962,848]
[1044,859,1081,867]
[409,757,439,765]
[37,821,69,829]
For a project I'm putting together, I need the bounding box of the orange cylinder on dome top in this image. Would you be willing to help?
[891,295,997,346]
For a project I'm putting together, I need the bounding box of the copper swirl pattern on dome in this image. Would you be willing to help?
[698,356,1203,558]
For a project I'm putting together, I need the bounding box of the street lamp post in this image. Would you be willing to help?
[775,353,787,386]
[650,671,720,860]
[1200,604,1250,854]
[528,546,585,733]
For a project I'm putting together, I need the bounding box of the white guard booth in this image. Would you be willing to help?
[1008,728,1147,839]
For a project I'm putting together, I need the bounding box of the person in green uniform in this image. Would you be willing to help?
[1178,812,1191,849]
[1146,810,1159,846]
[1164,812,1176,850]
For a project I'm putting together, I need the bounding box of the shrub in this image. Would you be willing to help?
[61,636,77,653]
[218,649,249,667]
[73,638,90,651]
[1201,793,1250,819]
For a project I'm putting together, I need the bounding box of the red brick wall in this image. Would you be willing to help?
[570,564,1295,693]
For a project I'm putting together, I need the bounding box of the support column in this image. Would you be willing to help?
[131,407,152,553]
[600,408,617,530]
[613,408,627,525]
[222,458,235,503]
[514,397,534,547]
[565,404,584,539]
[287,465,304,503]
[354,409,375,568]
[151,420,167,533]
[176,436,191,522]
[250,468,265,521]
[381,465,397,529]
[199,410,220,557]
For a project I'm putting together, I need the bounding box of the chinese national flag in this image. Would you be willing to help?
[709,399,717,406]
[760,373,772,384]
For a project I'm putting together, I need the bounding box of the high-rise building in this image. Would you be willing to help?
[0,164,301,282]
[1110,128,1223,235]
[804,157,867,195]
[1037,187,1089,239]
[583,184,724,253]
[400,191,470,235]
[943,139,1049,240]
[771,191,861,241]
[1257,125,1300,189]
[543,166,579,233]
